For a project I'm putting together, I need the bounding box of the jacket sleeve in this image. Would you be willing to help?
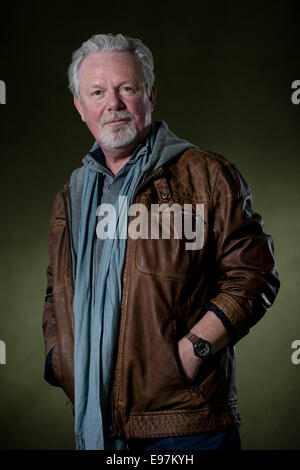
[208,162,280,342]
[42,190,65,388]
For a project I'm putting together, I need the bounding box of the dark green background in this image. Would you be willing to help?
[0,0,299,450]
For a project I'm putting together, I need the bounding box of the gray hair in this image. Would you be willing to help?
[68,33,155,101]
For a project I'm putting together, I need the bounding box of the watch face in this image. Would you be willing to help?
[194,340,210,358]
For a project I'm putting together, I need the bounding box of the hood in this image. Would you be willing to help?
[136,120,198,184]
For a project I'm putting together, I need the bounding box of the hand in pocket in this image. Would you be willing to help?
[177,337,203,382]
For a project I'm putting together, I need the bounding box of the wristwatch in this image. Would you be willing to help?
[185,332,211,359]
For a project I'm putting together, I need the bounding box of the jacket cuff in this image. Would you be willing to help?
[207,293,250,341]
[44,346,60,387]
[201,300,237,339]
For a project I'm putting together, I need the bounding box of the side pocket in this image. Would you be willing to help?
[44,346,60,387]
[172,321,194,388]
[51,344,62,385]
[174,344,207,399]
[174,346,194,387]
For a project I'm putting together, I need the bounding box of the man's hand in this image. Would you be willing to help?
[177,309,232,381]
[178,337,203,381]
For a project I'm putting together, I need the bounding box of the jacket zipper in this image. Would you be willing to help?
[111,166,165,439]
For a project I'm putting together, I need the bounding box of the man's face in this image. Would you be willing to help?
[74,51,155,152]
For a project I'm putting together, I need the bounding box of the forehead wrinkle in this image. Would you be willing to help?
[78,51,145,91]
[89,78,138,89]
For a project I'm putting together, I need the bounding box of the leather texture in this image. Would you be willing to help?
[42,148,280,439]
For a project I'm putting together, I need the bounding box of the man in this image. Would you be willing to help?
[42,33,280,451]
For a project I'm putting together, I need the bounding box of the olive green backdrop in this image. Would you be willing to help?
[0,0,299,450]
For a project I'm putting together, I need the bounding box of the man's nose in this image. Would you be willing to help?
[105,89,125,111]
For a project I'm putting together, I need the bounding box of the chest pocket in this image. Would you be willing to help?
[133,177,207,281]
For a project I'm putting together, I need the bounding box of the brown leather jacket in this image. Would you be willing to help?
[42,148,280,439]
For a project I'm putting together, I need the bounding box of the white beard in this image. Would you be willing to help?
[99,119,137,148]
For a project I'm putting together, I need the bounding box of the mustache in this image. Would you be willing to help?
[101,111,133,125]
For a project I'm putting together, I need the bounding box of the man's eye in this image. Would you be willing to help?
[120,86,134,94]
[92,90,102,96]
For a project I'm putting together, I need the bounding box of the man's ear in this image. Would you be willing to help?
[149,86,156,111]
[73,95,85,122]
